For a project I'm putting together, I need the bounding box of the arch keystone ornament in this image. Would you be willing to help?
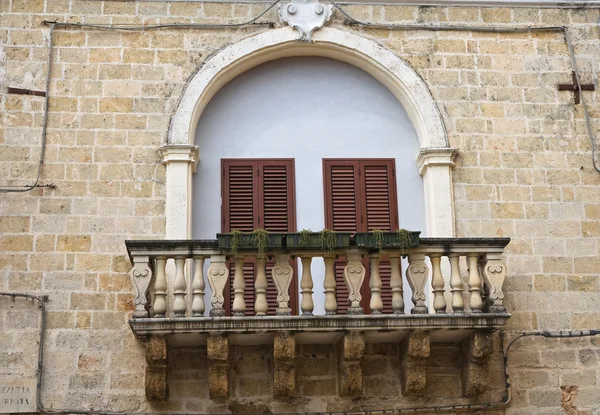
[278,0,333,41]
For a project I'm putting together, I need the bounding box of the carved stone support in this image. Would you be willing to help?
[369,254,383,315]
[300,256,314,315]
[153,257,167,318]
[272,254,293,316]
[191,256,205,316]
[144,336,168,402]
[173,256,187,317]
[232,256,246,316]
[338,331,364,397]
[406,253,429,314]
[467,254,483,313]
[430,254,446,314]
[389,254,404,314]
[130,255,153,318]
[207,255,229,317]
[255,258,268,315]
[273,331,296,397]
[323,255,337,315]
[343,250,366,315]
[207,333,230,399]
[461,331,493,397]
[480,253,506,313]
[401,330,430,396]
[449,254,464,313]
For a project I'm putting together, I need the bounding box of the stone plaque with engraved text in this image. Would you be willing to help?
[0,377,37,413]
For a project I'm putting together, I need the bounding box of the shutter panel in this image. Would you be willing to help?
[222,159,297,316]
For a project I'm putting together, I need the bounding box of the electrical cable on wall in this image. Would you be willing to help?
[2,291,600,415]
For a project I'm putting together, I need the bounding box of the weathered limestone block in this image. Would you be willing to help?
[338,331,365,396]
[207,333,230,399]
[462,331,493,397]
[401,330,430,396]
[144,335,168,402]
[273,331,296,397]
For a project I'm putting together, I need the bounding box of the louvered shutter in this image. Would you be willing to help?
[324,159,399,314]
[221,159,297,316]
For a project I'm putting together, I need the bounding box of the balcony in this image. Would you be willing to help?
[126,236,510,402]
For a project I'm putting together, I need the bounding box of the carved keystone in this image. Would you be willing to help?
[273,331,296,397]
[462,331,493,397]
[338,331,365,397]
[401,330,430,396]
[207,333,230,399]
[144,336,168,402]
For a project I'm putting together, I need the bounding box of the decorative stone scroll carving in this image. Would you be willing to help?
[401,330,430,396]
[406,253,429,314]
[273,331,296,397]
[278,0,333,42]
[207,255,229,317]
[144,336,168,402]
[338,331,364,397]
[481,253,507,313]
[344,250,366,315]
[130,256,153,318]
[272,254,293,316]
[207,333,230,399]
[461,331,493,397]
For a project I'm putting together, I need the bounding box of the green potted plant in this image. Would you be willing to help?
[285,229,352,251]
[217,229,285,258]
[354,228,420,253]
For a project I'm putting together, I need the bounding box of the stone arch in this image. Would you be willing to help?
[163,27,456,240]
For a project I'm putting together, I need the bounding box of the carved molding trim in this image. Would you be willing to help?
[278,0,333,41]
[159,144,200,172]
[416,147,457,175]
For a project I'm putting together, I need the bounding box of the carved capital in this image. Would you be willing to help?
[207,255,229,317]
[416,147,458,176]
[338,331,364,397]
[159,144,200,173]
[278,0,333,41]
[343,250,366,315]
[462,331,493,397]
[130,256,153,318]
[144,336,168,402]
[401,331,430,396]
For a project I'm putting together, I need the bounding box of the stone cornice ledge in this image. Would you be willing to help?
[416,147,457,175]
[129,313,510,338]
[159,144,200,172]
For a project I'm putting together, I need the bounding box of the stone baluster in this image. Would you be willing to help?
[153,256,168,318]
[207,255,228,317]
[130,255,153,318]
[255,258,268,315]
[449,253,464,313]
[344,249,366,315]
[173,257,187,317]
[231,257,246,316]
[369,254,383,315]
[430,254,446,314]
[300,257,314,315]
[324,255,337,315]
[481,253,506,313]
[406,252,429,314]
[389,254,404,314]
[272,254,293,315]
[467,254,483,313]
[191,256,205,316]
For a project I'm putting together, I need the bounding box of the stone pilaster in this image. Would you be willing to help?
[144,335,168,402]
[207,333,230,399]
[401,330,430,396]
[338,331,365,397]
[462,331,493,397]
[273,331,296,397]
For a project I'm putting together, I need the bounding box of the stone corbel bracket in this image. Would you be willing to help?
[462,331,493,397]
[401,330,430,396]
[278,0,333,42]
[338,331,365,396]
[144,336,169,402]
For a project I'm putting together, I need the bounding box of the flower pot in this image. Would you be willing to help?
[354,231,420,251]
[285,232,352,251]
[217,232,285,252]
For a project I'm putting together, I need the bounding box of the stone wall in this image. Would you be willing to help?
[1,1,600,413]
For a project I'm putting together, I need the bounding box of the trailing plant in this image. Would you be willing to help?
[299,229,312,247]
[230,230,242,256]
[320,228,336,252]
[372,228,384,253]
[252,228,269,259]
[396,228,413,254]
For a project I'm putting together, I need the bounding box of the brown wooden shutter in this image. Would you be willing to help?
[323,159,398,314]
[221,159,297,316]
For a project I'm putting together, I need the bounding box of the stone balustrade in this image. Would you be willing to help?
[126,237,510,321]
